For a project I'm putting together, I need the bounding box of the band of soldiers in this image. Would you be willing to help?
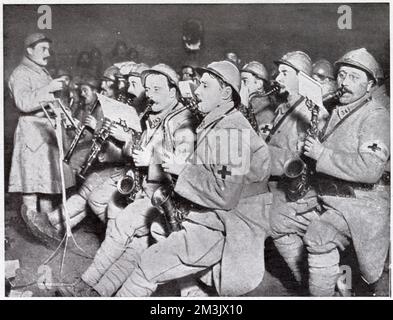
[8,32,390,297]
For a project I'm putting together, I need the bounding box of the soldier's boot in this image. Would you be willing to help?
[21,204,62,248]
[81,237,126,288]
[56,278,100,297]
[94,236,149,297]
[308,249,340,297]
[274,234,307,294]
[46,193,88,233]
[178,277,210,297]
[116,266,157,297]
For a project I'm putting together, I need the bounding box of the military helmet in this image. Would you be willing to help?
[129,63,150,77]
[197,60,241,100]
[77,75,101,90]
[274,51,312,76]
[335,48,382,81]
[102,65,120,82]
[241,61,269,82]
[312,59,335,80]
[141,63,180,89]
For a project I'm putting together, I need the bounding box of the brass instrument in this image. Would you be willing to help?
[181,96,204,124]
[151,184,190,233]
[64,98,99,164]
[116,131,144,203]
[283,87,344,202]
[115,100,154,202]
[260,81,282,97]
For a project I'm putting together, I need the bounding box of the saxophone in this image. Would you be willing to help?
[116,100,154,202]
[151,184,190,233]
[116,131,144,203]
[240,81,282,133]
[283,87,344,202]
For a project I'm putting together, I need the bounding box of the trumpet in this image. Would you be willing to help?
[151,184,187,233]
[283,87,344,202]
[64,98,99,164]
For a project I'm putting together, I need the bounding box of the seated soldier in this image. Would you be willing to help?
[58,63,197,297]
[240,61,277,136]
[301,48,389,296]
[97,61,272,297]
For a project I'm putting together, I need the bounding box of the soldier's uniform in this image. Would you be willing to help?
[113,61,272,297]
[87,63,150,223]
[267,51,329,288]
[301,49,390,296]
[79,64,197,297]
[44,70,133,238]
[240,61,276,137]
[8,41,74,194]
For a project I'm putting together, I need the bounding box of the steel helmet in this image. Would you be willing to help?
[241,61,269,81]
[335,48,382,81]
[197,60,241,100]
[312,59,335,80]
[274,51,312,76]
[141,63,180,89]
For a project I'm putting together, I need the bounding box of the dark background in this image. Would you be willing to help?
[3,3,390,186]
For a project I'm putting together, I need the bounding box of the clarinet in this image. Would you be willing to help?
[78,119,112,180]
[64,99,99,164]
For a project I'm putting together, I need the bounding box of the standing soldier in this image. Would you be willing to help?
[59,63,196,297]
[267,51,329,294]
[240,61,276,136]
[112,60,272,297]
[8,33,75,234]
[302,48,390,296]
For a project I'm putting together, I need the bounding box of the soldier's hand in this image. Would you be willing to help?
[304,136,324,160]
[132,146,152,167]
[48,78,66,93]
[109,123,129,142]
[84,115,97,130]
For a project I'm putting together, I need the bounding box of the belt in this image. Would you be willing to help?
[241,181,269,197]
[312,175,374,198]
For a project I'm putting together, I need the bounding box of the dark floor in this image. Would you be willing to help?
[4,192,390,298]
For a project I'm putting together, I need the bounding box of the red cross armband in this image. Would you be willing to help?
[360,140,389,162]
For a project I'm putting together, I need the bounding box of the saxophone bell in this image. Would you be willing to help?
[151,185,183,233]
[117,169,136,195]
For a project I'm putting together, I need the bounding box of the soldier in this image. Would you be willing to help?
[87,63,150,227]
[267,51,329,294]
[100,65,119,98]
[302,48,390,296]
[66,76,103,173]
[240,61,276,136]
[59,63,196,297]
[8,33,75,235]
[312,59,339,110]
[126,63,150,115]
[112,60,272,297]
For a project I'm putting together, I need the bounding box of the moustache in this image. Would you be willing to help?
[341,86,353,95]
